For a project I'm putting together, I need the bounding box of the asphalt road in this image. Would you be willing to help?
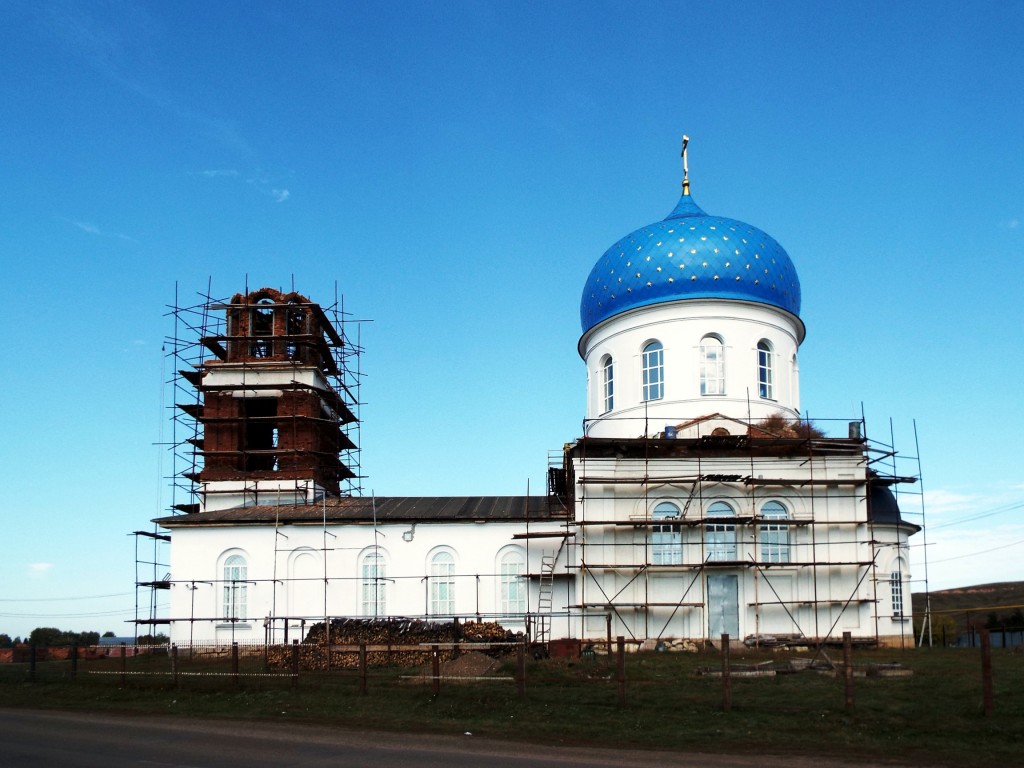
[0,709,902,767]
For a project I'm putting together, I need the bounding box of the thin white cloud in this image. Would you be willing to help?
[41,4,251,155]
[73,220,101,235]
[922,488,977,516]
[192,169,239,178]
[28,563,54,577]
[1007,218,1020,230]
[61,217,136,242]
[243,174,293,203]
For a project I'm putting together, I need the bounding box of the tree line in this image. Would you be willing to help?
[0,628,169,647]
[985,608,1024,631]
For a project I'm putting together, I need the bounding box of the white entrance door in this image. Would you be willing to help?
[708,574,739,639]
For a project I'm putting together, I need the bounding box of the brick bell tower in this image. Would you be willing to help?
[180,288,357,512]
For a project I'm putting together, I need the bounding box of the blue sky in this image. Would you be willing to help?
[2,0,1022,638]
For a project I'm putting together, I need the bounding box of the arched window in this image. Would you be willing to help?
[757,340,774,400]
[700,336,725,395]
[642,341,664,401]
[706,501,736,561]
[790,353,799,403]
[891,567,905,618]
[250,298,275,358]
[430,551,455,616]
[499,550,526,615]
[601,355,614,413]
[222,554,247,620]
[361,549,386,617]
[759,501,789,563]
[652,502,682,565]
[285,302,307,360]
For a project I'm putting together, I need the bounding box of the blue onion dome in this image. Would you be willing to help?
[580,193,801,333]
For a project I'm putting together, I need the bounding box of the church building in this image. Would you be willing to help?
[150,143,919,648]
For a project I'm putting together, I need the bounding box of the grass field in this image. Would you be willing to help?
[1,645,1020,766]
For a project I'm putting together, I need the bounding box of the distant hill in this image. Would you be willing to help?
[913,582,1024,639]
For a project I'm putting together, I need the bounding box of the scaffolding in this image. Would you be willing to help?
[133,282,365,633]
[554,412,924,647]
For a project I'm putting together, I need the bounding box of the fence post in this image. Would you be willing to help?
[120,643,127,688]
[516,641,526,699]
[171,644,179,689]
[843,631,854,712]
[70,644,78,680]
[616,636,626,707]
[606,614,612,654]
[721,633,731,713]
[981,629,994,717]
[290,640,299,688]
[358,642,367,695]
[29,643,36,683]
[324,618,331,672]
[231,642,239,685]
[431,644,441,697]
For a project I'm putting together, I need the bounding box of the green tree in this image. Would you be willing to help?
[136,633,170,645]
[0,634,12,648]
[28,627,64,645]
[102,631,116,638]
[28,627,100,646]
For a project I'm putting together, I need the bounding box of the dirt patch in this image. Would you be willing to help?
[415,651,503,679]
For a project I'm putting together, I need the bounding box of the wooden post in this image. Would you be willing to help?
[606,614,612,654]
[515,641,526,699]
[616,636,626,707]
[981,629,994,717]
[431,644,441,697]
[721,633,731,713]
[29,643,36,683]
[231,642,239,685]
[171,644,179,689]
[358,642,367,695]
[843,631,854,712]
[70,644,78,680]
[324,617,331,672]
[120,643,127,688]
[290,640,299,688]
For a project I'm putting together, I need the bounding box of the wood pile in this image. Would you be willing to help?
[266,618,522,671]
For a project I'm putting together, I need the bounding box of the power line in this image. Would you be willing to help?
[929,538,1024,564]
[929,500,1024,530]
[0,592,134,603]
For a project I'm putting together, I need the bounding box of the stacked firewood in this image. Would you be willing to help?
[266,618,522,671]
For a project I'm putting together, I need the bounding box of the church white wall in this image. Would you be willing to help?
[165,519,572,645]
[580,300,804,438]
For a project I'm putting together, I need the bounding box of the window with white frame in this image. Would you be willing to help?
[759,500,790,563]
[706,500,737,561]
[700,336,725,395]
[642,341,664,401]
[499,550,526,615]
[430,551,455,616]
[891,570,904,618]
[361,550,386,617]
[601,355,614,413]
[652,502,682,565]
[222,554,248,620]
[757,340,774,400]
